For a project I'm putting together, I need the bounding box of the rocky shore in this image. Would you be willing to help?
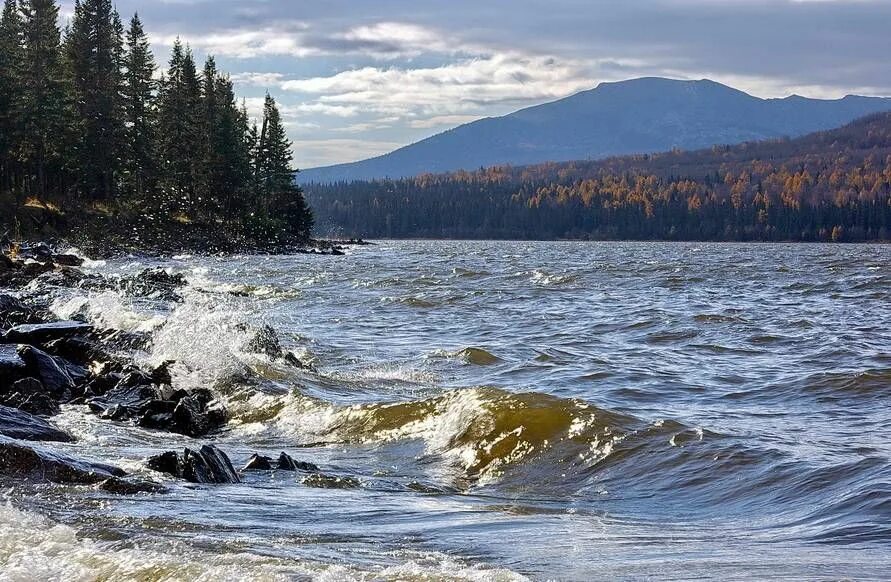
[0,242,348,494]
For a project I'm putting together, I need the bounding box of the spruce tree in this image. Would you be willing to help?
[256,94,313,240]
[122,13,156,202]
[157,39,203,213]
[0,0,23,195]
[19,0,66,198]
[66,0,125,201]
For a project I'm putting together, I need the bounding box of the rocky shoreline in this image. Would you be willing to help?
[0,243,351,494]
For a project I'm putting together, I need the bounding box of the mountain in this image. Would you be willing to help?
[305,111,891,241]
[297,77,891,184]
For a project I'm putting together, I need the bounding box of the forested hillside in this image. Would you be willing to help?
[0,0,312,251]
[306,113,891,242]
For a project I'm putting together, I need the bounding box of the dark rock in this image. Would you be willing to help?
[0,345,27,382]
[0,436,124,484]
[3,321,93,344]
[169,393,227,437]
[246,325,283,358]
[183,445,240,484]
[242,454,273,471]
[87,378,162,420]
[52,254,84,267]
[98,476,166,495]
[283,352,309,370]
[278,452,319,472]
[0,293,41,328]
[300,473,361,489]
[0,405,71,441]
[135,399,176,430]
[119,268,187,301]
[148,445,240,484]
[1,378,61,416]
[147,451,181,476]
[149,360,174,385]
[17,345,77,398]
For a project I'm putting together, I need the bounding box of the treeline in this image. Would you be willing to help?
[0,0,312,249]
[305,113,891,242]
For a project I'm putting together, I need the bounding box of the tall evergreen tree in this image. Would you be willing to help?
[121,13,155,201]
[157,39,202,212]
[0,0,23,195]
[19,0,66,198]
[66,0,124,200]
[256,94,313,240]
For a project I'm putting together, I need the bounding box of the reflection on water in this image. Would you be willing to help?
[4,241,891,580]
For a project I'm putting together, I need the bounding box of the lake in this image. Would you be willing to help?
[5,241,891,581]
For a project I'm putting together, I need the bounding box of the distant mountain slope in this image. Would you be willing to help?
[297,77,891,184]
[305,112,891,241]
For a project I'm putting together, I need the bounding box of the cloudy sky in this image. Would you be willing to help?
[62,0,891,168]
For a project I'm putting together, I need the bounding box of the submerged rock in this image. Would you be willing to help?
[0,436,124,484]
[148,445,240,484]
[0,405,71,441]
[300,473,361,489]
[98,476,167,495]
[278,452,319,472]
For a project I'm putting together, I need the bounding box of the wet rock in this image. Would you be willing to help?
[87,378,161,419]
[2,321,93,344]
[246,325,283,358]
[278,452,319,472]
[147,451,181,476]
[168,391,227,437]
[17,345,78,398]
[147,445,240,484]
[52,254,84,267]
[98,476,167,495]
[0,436,124,484]
[1,378,61,417]
[119,268,187,301]
[0,344,27,382]
[0,293,41,328]
[0,405,71,441]
[242,454,273,471]
[300,473,361,489]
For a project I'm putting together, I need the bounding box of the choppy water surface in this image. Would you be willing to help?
[5,241,891,581]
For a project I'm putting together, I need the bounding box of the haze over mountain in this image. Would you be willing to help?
[297,77,891,184]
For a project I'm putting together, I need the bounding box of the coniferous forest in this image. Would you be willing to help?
[306,113,891,242]
[0,0,313,251]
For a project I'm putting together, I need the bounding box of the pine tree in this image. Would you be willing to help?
[121,13,156,202]
[157,39,203,213]
[19,0,67,198]
[0,0,23,195]
[256,93,312,240]
[66,0,125,200]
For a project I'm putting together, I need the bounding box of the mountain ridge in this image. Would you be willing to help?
[297,77,891,184]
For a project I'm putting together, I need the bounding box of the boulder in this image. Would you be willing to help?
[3,321,93,344]
[246,325,284,359]
[278,452,319,472]
[17,345,78,398]
[0,405,71,441]
[147,445,240,484]
[168,391,227,437]
[0,294,41,328]
[119,268,186,301]
[0,345,26,382]
[98,476,166,495]
[1,378,61,417]
[0,436,124,484]
[242,454,273,471]
[52,254,84,267]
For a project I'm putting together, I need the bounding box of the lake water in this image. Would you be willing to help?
[4,241,891,581]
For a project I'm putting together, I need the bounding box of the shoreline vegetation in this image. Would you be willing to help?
[0,0,313,254]
[306,113,891,243]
